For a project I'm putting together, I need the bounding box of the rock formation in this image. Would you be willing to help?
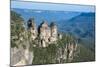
[38,21,51,47]
[56,40,78,63]
[38,21,58,47]
[27,18,37,41]
[27,19,78,63]
[11,16,79,66]
[50,22,58,43]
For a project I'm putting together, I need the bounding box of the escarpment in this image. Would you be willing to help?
[11,16,79,66]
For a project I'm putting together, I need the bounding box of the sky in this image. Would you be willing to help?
[11,1,95,13]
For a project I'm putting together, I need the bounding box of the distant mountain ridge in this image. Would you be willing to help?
[57,12,95,50]
[11,8,81,25]
[68,12,95,22]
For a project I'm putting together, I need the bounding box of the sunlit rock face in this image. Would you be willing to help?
[50,22,58,43]
[38,21,58,47]
[38,21,51,47]
[27,18,37,41]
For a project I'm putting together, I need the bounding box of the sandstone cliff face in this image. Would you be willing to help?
[27,19,58,47]
[39,21,50,47]
[50,22,58,43]
[27,18,37,41]
[37,21,58,47]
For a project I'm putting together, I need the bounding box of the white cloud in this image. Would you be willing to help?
[33,10,43,13]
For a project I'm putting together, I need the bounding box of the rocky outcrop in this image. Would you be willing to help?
[11,17,79,66]
[27,19,59,48]
[50,22,58,43]
[30,20,58,47]
[56,41,78,63]
[38,21,51,47]
[27,18,37,41]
